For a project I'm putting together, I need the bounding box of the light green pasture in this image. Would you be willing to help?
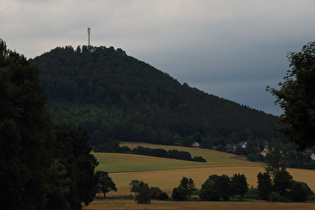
[94,142,261,173]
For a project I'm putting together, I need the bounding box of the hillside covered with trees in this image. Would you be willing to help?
[31,45,284,149]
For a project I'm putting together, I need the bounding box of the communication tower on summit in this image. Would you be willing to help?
[87,27,91,48]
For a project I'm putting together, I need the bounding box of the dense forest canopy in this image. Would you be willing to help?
[31,45,284,148]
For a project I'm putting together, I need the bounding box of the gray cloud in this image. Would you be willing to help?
[1,0,314,115]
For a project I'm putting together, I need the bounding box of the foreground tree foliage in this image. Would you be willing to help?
[0,39,54,209]
[52,123,99,209]
[268,42,315,150]
[0,39,98,209]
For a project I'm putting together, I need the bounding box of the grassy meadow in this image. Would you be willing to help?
[93,142,315,196]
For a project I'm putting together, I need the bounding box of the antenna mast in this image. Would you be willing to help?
[87,27,91,48]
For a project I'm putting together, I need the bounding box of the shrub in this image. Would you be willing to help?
[215,145,224,151]
[245,186,258,199]
[199,175,231,201]
[135,182,152,204]
[130,180,152,204]
[199,179,220,201]
[247,153,256,162]
[150,187,162,199]
[289,181,314,202]
[117,146,131,153]
[172,187,187,201]
[158,192,169,200]
[191,156,207,162]
[255,153,264,161]
[267,192,289,202]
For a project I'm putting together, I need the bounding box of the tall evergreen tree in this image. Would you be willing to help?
[0,39,53,209]
[0,39,99,210]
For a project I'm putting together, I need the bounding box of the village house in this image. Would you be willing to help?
[238,141,247,149]
[306,150,315,160]
[192,142,200,148]
[260,145,269,157]
[225,144,236,153]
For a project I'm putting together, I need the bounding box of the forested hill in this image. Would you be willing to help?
[30,45,283,148]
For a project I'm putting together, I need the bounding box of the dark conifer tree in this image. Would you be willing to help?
[0,39,53,210]
[0,39,99,210]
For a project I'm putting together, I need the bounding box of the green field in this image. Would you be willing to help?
[95,142,262,173]
[92,142,315,197]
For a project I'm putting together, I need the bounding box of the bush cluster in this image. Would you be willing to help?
[257,169,314,202]
[129,180,169,204]
[199,174,248,201]
[95,144,207,162]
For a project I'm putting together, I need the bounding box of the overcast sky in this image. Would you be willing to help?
[1,0,314,115]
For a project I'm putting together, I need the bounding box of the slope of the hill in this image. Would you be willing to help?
[30,45,283,148]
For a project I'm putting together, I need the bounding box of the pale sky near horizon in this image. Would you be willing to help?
[1,0,314,116]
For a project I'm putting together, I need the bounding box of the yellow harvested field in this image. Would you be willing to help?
[93,142,315,197]
[83,199,315,210]
[105,166,315,196]
[106,166,264,195]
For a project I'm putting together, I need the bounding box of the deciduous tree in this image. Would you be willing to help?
[273,168,293,196]
[171,177,196,201]
[267,42,315,150]
[130,180,152,204]
[231,173,249,200]
[95,171,117,198]
[199,175,231,201]
[52,123,99,209]
[257,172,273,200]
